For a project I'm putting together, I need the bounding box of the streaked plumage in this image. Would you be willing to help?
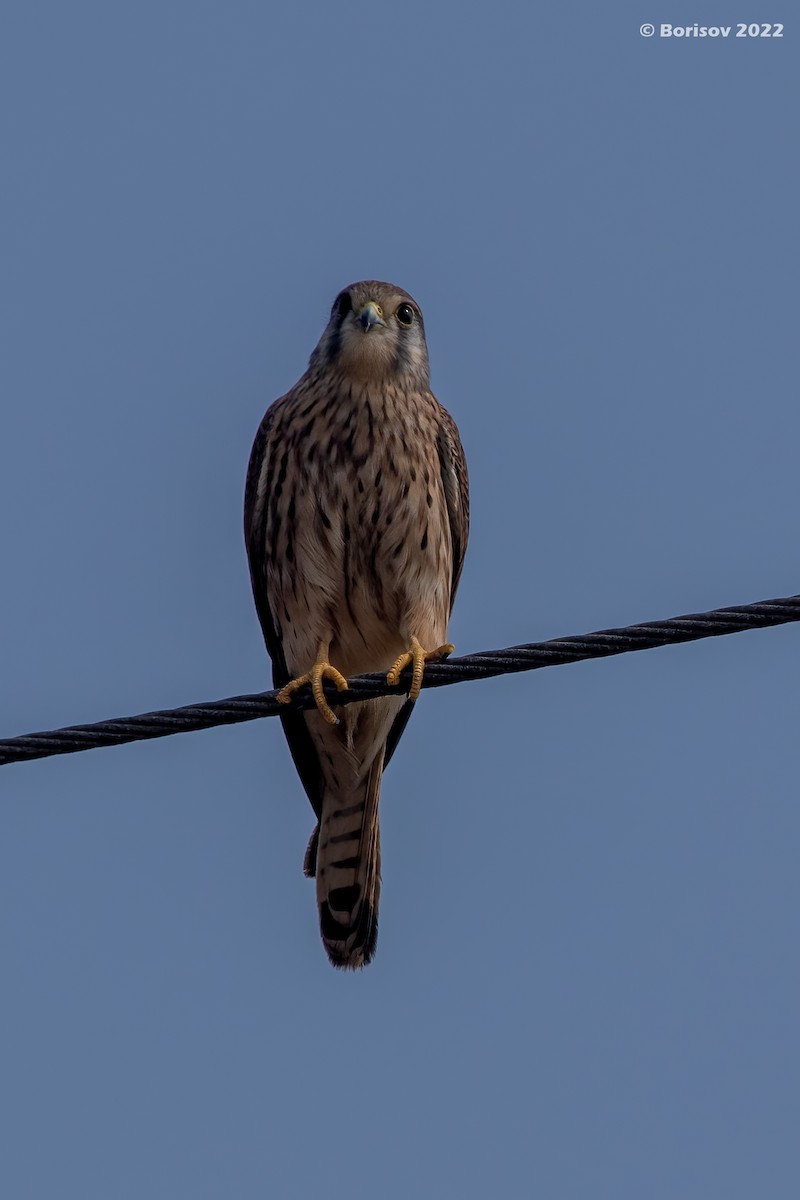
[244,281,469,968]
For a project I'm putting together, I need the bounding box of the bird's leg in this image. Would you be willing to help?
[277,642,349,725]
[386,636,454,701]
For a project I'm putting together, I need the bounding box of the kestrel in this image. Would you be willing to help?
[244,281,469,969]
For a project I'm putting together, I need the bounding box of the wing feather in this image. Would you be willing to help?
[244,401,325,818]
[436,403,470,607]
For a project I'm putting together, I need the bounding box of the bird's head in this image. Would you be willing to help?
[309,280,430,388]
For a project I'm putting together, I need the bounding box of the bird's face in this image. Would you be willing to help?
[310,280,430,388]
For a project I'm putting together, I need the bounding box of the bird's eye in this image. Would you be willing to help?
[335,291,353,319]
[396,303,415,327]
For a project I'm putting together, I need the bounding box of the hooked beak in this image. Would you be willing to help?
[357,301,385,332]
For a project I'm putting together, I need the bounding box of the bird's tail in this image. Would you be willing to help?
[304,755,384,969]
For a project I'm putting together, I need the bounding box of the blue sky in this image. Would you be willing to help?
[2,3,798,1197]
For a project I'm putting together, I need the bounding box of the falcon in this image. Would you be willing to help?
[244,281,469,968]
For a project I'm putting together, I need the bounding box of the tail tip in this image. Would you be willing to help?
[320,899,378,970]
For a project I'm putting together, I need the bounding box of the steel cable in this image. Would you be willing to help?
[1,593,797,766]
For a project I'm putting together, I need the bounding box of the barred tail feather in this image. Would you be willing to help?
[308,756,384,969]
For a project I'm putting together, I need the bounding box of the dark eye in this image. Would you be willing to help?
[335,291,352,319]
[396,303,415,327]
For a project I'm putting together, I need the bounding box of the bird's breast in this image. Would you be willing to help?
[267,380,453,676]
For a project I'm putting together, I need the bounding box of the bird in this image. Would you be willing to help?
[244,281,469,969]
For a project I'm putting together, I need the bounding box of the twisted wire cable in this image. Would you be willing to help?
[1,593,797,766]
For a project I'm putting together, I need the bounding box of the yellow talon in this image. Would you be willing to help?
[277,660,349,725]
[386,637,455,701]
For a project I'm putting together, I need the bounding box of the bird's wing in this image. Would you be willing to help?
[244,400,325,818]
[383,697,415,771]
[436,402,470,607]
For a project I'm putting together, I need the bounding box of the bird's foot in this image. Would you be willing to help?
[386,637,454,701]
[277,660,349,725]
